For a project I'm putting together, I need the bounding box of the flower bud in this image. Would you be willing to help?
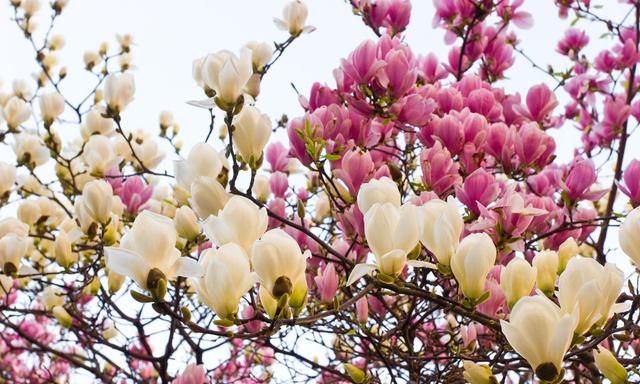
[232,105,272,167]
[82,180,113,224]
[355,296,368,323]
[557,237,578,273]
[451,233,496,301]
[462,361,496,384]
[244,41,273,72]
[500,258,536,309]
[252,174,271,202]
[39,92,64,125]
[2,96,31,131]
[274,0,315,36]
[104,73,135,116]
[0,162,16,198]
[17,199,41,225]
[593,347,627,384]
[83,50,101,70]
[108,270,125,293]
[357,177,400,215]
[417,197,463,267]
[174,206,200,240]
[103,322,118,340]
[619,206,640,266]
[0,234,29,275]
[532,250,558,295]
[55,230,76,269]
[83,134,119,176]
[52,305,72,328]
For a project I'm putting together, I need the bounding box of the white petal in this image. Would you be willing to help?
[104,247,150,288]
[346,263,377,286]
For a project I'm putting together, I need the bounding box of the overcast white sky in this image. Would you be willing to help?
[0,0,628,166]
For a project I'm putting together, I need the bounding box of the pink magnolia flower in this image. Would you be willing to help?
[265,142,290,173]
[518,83,558,123]
[455,168,500,215]
[557,28,589,58]
[619,159,640,207]
[118,176,153,214]
[420,141,462,197]
[173,364,208,384]
[334,148,375,195]
[563,157,605,202]
[355,296,368,323]
[314,263,339,304]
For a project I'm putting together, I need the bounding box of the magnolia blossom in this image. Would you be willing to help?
[500,258,536,308]
[557,237,578,273]
[81,109,114,139]
[54,230,76,269]
[104,73,135,114]
[462,361,495,384]
[189,177,229,219]
[356,177,401,215]
[192,243,257,320]
[82,180,113,224]
[2,96,31,131]
[232,105,272,166]
[105,211,199,295]
[174,142,223,191]
[0,162,16,196]
[417,197,463,266]
[0,233,29,274]
[203,195,267,257]
[38,92,64,124]
[532,250,559,295]
[274,0,315,36]
[252,229,309,309]
[500,295,577,381]
[593,347,627,384]
[244,41,273,71]
[347,202,432,285]
[83,135,120,176]
[200,49,252,108]
[619,206,640,265]
[13,133,50,168]
[450,233,496,300]
[174,206,200,240]
[557,257,626,335]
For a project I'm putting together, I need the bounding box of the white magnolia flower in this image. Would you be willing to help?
[40,286,64,310]
[3,96,31,131]
[347,202,433,285]
[104,73,135,114]
[557,237,578,273]
[557,257,627,335]
[252,174,271,202]
[593,347,627,384]
[189,177,230,219]
[17,199,41,225]
[416,197,463,266]
[54,230,76,269]
[174,142,223,191]
[500,295,577,382]
[462,361,495,384]
[203,195,268,257]
[232,105,271,166]
[500,258,536,308]
[83,50,102,70]
[532,250,559,295]
[0,218,29,238]
[113,133,164,170]
[244,41,273,71]
[274,0,316,36]
[356,177,401,215]
[174,206,200,241]
[0,162,16,196]
[39,92,64,124]
[0,233,29,274]
[82,180,113,224]
[619,206,640,265]
[451,233,496,300]
[83,135,120,176]
[105,211,200,295]
[81,109,115,139]
[252,229,309,308]
[193,243,257,320]
[13,133,50,168]
[202,49,253,107]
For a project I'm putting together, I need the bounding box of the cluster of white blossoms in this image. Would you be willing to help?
[346,177,634,383]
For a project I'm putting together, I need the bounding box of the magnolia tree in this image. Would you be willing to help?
[2,0,640,382]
